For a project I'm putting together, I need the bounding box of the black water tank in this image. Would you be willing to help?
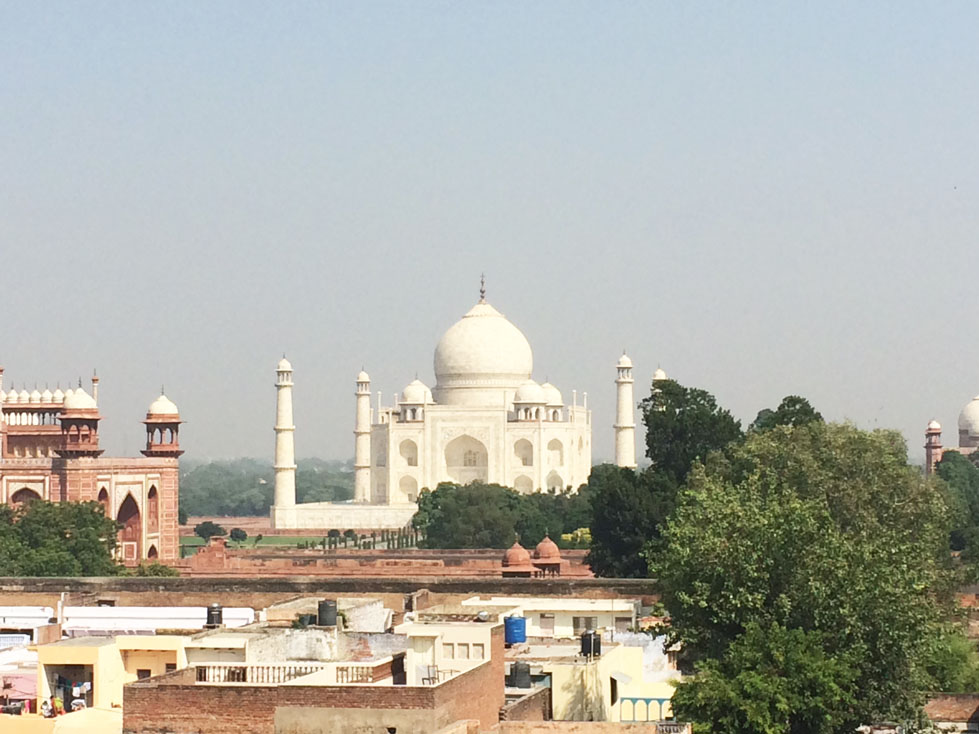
[318,599,338,626]
[511,661,532,688]
[580,630,601,657]
[206,603,223,627]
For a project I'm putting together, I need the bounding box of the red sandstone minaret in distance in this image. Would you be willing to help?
[924,419,943,476]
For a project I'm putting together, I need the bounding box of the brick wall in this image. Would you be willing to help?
[124,644,504,734]
[501,687,550,722]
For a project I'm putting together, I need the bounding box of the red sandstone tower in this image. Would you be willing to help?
[925,419,943,476]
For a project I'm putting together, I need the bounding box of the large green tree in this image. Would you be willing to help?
[653,422,955,731]
[749,395,824,433]
[0,501,122,576]
[640,378,743,485]
[936,450,979,552]
[586,379,743,577]
[585,465,669,577]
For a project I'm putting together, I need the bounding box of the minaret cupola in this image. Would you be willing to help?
[57,384,103,457]
[142,390,184,457]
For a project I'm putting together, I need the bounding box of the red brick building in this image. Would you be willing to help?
[0,369,181,565]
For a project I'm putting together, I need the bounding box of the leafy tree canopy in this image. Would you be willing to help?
[640,378,743,485]
[654,422,955,730]
[0,501,122,577]
[749,395,824,433]
[194,521,226,540]
[673,622,858,734]
[413,482,590,549]
[229,528,247,543]
[585,465,671,577]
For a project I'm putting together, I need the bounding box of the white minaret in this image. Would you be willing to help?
[614,353,637,468]
[354,370,372,503]
[273,357,297,508]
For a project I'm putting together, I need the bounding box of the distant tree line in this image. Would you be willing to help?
[179,457,354,520]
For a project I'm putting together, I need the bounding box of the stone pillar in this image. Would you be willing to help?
[614,354,637,469]
[925,420,943,476]
[273,358,297,509]
[354,371,372,503]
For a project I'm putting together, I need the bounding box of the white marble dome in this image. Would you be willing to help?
[400,379,432,405]
[63,387,97,410]
[928,419,942,431]
[541,382,563,407]
[277,357,293,372]
[147,394,180,416]
[433,300,533,405]
[513,380,546,404]
[959,396,979,437]
[617,353,633,368]
[653,368,668,381]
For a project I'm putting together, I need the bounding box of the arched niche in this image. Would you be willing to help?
[117,494,142,562]
[10,488,42,507]
[97,487,110,516]
[400,439,419,467]
[514,439,533,467]
[146,545,158,560]
[514,475,534,494]
[147,486,159,533]
[546,471,564,492]
[547,439,564,467]
[444,435,488,484]
[399,475,419,503]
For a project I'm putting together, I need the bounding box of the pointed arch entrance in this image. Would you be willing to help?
[444,435,488,484]
[10,488,42,507]
[117,494,142,563]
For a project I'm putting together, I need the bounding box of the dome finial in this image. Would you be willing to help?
[161,384,165,396]
[479,273,486,303]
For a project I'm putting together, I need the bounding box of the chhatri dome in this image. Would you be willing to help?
[147,393,180,416]
[433,284,533,406]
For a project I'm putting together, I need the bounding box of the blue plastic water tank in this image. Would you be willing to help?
[504,615,527,644]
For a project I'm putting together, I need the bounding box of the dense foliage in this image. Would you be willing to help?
[413,482,590,549]
[749,395,824,433]
[0,501,122,576]
[936,450,979,555]
[179,457,353,517]
[194,521,226,540]
[587,378,744,577]
[654,422,955,732]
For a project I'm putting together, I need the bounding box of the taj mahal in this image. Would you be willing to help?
[270,284,643,530]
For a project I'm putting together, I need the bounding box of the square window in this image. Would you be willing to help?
[457,643,469,660]
[442,643,454,659]
[136,669,151,680]
[472,643,485,659]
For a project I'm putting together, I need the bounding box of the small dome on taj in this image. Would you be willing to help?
[277,357,293,372]
[502,541,532,568]
[653,368,668,381]
[41,389,53,402]
[959,396,979,437]
[29,389,41,403]
[928,419,942,431]
[357,370,370,382]
[63,387,97,410]
[147,393,180,417]
[401,379,432,405]
[513,380,546,404]
[53,388,64,402]
[540,382,563,407]
[534,535,561,561]
[617,353,633,368]
[6,389,16,402]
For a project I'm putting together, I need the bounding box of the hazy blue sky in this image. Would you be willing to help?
[2,2,976,464]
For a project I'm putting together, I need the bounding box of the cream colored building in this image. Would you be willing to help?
[361,293,593,503]
[271,288,639,530]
